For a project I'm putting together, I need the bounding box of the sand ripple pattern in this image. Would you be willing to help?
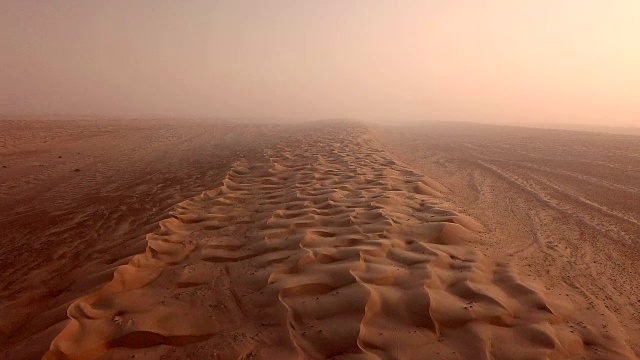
[46,125,635,359]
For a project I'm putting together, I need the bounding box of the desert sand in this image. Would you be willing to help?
[1,119,638,359]
[374,122,640,356]
[0,119,284,358]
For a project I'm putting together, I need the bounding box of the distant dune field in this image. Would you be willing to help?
[1,120,638,359]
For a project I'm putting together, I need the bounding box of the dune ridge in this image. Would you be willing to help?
[373,122,640,355]
[45,124,635,359]
[0,120,286,358]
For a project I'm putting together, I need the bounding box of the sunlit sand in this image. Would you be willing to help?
[1,119,637,359]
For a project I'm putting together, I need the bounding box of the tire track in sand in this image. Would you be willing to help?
[45,123,636,359]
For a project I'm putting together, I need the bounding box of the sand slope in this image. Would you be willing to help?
[0,119,281,358]
[374,121,640,356]
[44,123,635,359]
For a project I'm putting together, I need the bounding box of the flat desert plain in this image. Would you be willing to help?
[1,119,639,359]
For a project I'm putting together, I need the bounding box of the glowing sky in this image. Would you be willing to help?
[2,1,639,125]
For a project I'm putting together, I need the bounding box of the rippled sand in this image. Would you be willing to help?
[1,120,638,359]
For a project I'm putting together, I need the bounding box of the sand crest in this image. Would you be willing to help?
[43,124,635,359]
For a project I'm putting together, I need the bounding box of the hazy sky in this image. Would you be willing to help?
[2,1,639,126]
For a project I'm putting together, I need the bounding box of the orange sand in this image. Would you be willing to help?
[1,120,637,359]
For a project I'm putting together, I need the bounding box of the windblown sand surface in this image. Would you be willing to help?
[2,120,638,359]
[0,119,282,358]
[375,122,640,356]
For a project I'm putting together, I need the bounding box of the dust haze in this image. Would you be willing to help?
[3,2,640,359]
[2,1,639,127]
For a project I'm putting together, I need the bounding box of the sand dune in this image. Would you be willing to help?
[0,119,283,358]
[375,122,640,356]
[40,123,635,359]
